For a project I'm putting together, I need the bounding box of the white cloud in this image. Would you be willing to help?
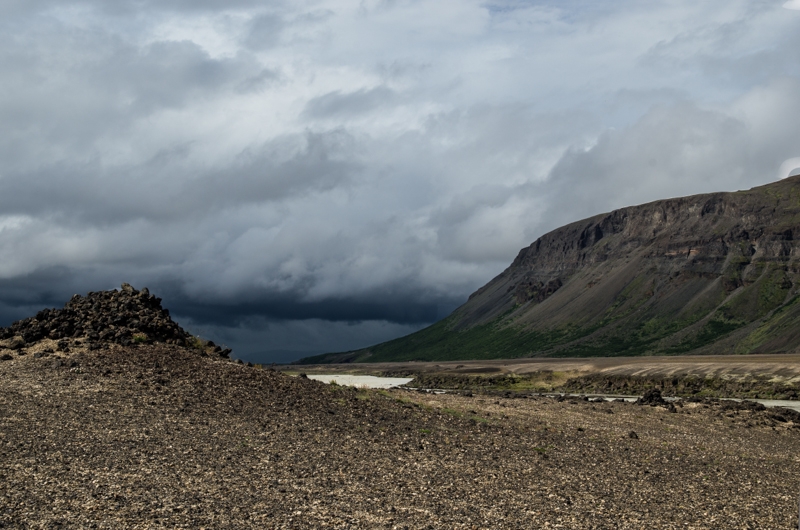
[779,157,800,179]
[783,0,800,10]
[1,0,799,359]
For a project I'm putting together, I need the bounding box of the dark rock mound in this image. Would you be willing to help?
[0,283,231,357]
[719,399,766,412]
[768,407,800,424]
[636,388,668,406]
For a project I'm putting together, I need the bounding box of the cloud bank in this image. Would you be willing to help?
[1,1,799,360]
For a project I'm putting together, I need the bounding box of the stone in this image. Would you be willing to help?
[0,283,231,359]
[636,389,667,407]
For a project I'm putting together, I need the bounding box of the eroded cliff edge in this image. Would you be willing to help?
[303,176,800,362]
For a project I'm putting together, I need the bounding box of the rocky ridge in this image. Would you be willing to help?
[0,283,231,359]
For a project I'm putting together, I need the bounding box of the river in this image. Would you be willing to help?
[301,375,800,412]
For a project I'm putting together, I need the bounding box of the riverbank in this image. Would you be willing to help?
[297,372,800,412]
[288,353,800,401]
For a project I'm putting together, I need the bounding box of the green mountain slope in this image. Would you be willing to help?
[300,176,800,364]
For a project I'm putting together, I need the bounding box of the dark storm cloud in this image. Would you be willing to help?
[0,270,451,330]
[1,0,799,361]
[178,317,428,363]
[161,293,448,327]
[0,129,358,225]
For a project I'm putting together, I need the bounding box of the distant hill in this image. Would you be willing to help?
[300,176,800,364]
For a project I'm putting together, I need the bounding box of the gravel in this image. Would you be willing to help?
[1,344,799,529]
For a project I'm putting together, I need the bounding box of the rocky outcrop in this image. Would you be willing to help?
[512,277,563,305]
[0,283,231,357]
[304,175,800,363]
[562,373,800,401]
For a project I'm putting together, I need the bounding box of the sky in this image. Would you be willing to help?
[1,1,799,363]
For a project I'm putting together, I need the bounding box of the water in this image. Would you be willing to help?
[302,377,800,412]
[305,374,414,389]
[747,399,800,413]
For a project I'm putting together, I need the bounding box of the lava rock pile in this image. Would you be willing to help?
[0,283,231,357]
[636,388,668,406]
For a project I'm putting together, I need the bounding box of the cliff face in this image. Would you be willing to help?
[302,176,800,363]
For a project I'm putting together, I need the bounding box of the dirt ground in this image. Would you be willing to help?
[2,345,800,529]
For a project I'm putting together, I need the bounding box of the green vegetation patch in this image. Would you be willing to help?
[334,316,581,362]
[717,265,792,322]
[735,294,800,354]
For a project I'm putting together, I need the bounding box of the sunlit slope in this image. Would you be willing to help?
[300,176,800,363]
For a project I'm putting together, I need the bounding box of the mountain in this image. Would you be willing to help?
[301,176,800,363]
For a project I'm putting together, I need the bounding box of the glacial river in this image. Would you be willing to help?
[302,375,800,412]
[305,374,414,389]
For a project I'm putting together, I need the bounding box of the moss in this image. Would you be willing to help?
[344,316,582,362]
[718,266,792,323]
[756,269,792,315]
[601,275,653,324]
[735,294,800,354]
[665,317,745,354]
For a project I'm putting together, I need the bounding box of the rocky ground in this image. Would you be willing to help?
[561,372,800,400]
[294,355,800,400]
[2,344,800,529]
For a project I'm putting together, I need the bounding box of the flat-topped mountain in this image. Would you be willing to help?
[303,175,800,363]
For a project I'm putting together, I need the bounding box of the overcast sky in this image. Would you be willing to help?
[1,1,799,363]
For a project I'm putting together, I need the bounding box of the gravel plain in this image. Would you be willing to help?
[2,344,800,529]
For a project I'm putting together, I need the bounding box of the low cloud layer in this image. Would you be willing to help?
[1,1,799,361]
